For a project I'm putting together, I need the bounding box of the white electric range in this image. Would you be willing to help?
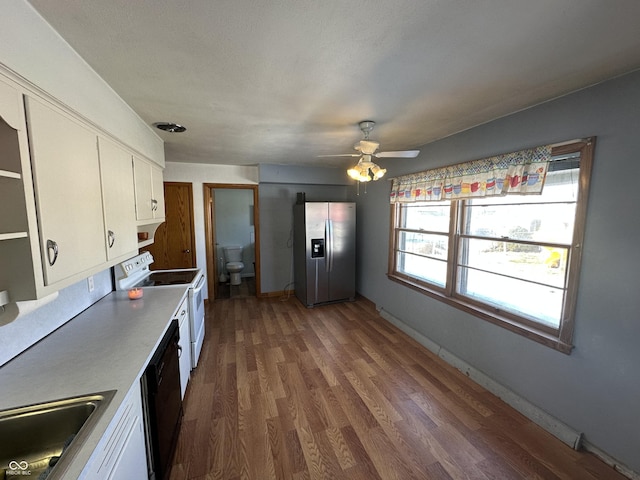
[115,252,206,369]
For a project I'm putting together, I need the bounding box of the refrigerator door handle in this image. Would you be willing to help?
[324,220,329,272]
[326,219,334,272]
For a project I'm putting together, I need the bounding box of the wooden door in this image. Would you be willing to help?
[143,182,196,269]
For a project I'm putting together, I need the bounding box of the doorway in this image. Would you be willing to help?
[143,182,196,269]
[204,184,261,300]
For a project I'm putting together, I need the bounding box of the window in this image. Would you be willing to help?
[389,140,594,352]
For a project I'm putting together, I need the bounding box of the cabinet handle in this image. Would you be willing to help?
[108,230,115,248]
[151,199,158,211]
[46,239,59,266]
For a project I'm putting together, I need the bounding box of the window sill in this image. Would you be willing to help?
[387,273,573,354]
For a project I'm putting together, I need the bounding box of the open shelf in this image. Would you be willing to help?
[0,169,21,179]
[0,232,28,241]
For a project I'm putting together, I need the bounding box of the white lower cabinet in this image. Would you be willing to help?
[81,382,148,480]
[107,412,147,480]
[176,296,191,399]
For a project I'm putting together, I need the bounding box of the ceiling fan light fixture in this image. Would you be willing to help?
[346,155,386,183]
[332,120,415,185]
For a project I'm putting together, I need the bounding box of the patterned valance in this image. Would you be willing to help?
[390,145,552,203]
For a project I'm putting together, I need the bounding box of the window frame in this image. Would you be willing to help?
[388,139,595,353]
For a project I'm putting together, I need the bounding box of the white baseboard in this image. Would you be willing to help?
[378,307,639,479]
[581,440,640,480]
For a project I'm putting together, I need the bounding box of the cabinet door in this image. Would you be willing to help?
[25,97,106,285]
[81,382,148,480]
[106,413,148,480]
[151,163,165,219]
[133,156,165,222]
[133,156,153,221]
[98,137,137,261]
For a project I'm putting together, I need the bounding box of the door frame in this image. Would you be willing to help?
[203,183,261,300]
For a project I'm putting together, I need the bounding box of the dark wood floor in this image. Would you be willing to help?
[170,295,625,480]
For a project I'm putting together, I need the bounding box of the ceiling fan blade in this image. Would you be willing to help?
[375,150,420,158]
[317,153,361,157]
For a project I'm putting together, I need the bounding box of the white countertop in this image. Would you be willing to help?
[0,287,189,479]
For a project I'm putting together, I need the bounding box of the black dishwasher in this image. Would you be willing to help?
[141,319,183,480]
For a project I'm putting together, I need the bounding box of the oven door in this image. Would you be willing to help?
[189,273,206,369]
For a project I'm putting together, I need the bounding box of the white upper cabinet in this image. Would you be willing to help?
[0,67,164,305]
[98,137,138,261]
[25,96,107,285]
[133,156,165,222]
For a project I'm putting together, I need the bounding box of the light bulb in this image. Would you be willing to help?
[372,167,386,180]
[347,167,361,180]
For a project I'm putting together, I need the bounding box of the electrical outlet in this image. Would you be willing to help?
[87,275,94,293]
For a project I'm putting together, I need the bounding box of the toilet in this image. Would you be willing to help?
[223,245,244,285]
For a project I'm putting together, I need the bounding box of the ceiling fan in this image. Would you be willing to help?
[321,121,420,182]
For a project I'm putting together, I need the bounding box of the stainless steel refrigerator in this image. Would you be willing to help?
[294,201,356,307]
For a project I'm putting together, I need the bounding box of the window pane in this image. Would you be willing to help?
[401,201,450,233]
[457,267,563,329]
[398,231,448,260]
[465,168,579,244]
[459,238,568,289]
[463,202,576,244]
[397,252,447,287]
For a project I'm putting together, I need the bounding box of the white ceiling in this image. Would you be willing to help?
[27,0,640,168]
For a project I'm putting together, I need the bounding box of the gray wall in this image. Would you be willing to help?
[258,164,352,293]
[356,70,640,474]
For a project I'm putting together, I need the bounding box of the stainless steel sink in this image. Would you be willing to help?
[0,390,116,480]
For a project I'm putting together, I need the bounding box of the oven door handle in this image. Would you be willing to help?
[193,274,205,290]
